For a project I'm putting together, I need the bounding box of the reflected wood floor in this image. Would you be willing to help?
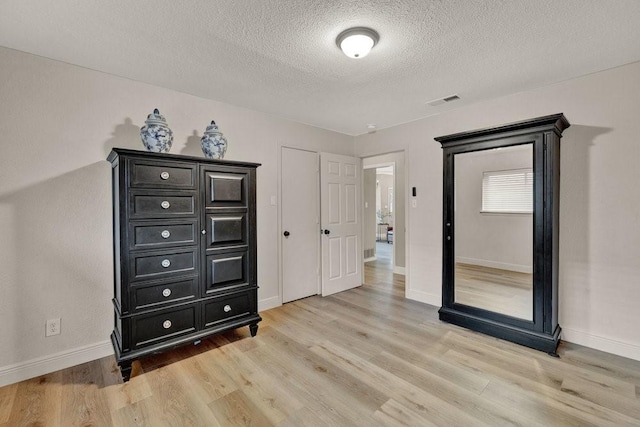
[2,264,640,425]
[455,263,533,320]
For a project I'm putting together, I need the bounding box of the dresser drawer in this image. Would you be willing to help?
[130,220,197,250]
[203,291,253,328]
[129,192,196,219]
[129,159,196,189]
[131,304,198,348]
[131,278,198,311]
[130,249,197,281]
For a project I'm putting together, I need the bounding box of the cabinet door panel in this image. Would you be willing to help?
[203,169,248,208]
[204,212,247,249]
[204,251,247,294]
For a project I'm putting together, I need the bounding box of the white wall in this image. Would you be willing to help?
[363,169,377,259]
[455,146,533,273]
[0,46,353,385]
[376,173,394,226]
[354,61,640,361]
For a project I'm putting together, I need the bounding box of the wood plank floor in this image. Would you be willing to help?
[455,263,533,320]
[2,258,640,426]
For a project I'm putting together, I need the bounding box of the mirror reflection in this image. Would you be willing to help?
[454,144,533,320]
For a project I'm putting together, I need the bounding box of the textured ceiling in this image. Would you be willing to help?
[1,1,639,135]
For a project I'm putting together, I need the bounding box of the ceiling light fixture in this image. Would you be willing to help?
[336,27,379,59]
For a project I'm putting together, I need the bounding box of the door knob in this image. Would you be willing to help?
[324,229,330,235]
[283,231,290,237]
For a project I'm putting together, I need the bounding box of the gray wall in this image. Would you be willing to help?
[355,61,640,361]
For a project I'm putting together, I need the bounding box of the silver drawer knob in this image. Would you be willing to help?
[223,305,232,313]
[162,288,172,297]
[161,201,170,209]
[161,230,171,239]
[161,259,171,268]
[162,320,172,329]
[160,171,170,180]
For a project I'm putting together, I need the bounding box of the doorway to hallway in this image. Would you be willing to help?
[364,241,405,297]
[362,151,407,297]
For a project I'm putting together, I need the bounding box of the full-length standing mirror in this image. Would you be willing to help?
[436,114,570,354]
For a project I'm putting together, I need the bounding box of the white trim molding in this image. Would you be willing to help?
[0,340,113,387]
[406,288,440,307]
[258,296,281,312]
[456,256,532,274]
[562,328,640,362]
[364,256,377,263]
[393,266,406,275]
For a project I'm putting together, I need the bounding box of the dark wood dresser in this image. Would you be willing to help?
[107,148,261,381]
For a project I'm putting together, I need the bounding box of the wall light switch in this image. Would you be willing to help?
[365,202,369,208]
[270,195,277,206]
[412,199,417,208]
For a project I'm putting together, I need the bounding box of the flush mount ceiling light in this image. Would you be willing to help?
[336,27,379,59]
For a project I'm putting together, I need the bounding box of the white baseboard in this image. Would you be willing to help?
[393,266,406,275]
[562,328,640,362]
[364,256,377,263]
[456,256,532,274]
[405,288,440,307]
[258,296,281,312]
[0,340,113,387]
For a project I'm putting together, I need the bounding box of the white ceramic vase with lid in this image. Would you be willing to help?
[200,120,228,159]
[140,108,173,153]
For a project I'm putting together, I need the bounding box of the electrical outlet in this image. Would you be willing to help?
[46,318,61,337]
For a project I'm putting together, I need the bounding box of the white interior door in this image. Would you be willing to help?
[320,152,362,296]
[282,147,320,303]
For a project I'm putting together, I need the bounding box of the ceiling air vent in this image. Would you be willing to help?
[426,94,460,107]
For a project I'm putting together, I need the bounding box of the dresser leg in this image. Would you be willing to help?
[249,323,259,337]
[119,361,132,383]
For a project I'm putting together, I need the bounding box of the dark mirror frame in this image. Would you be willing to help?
[435,114,570,355]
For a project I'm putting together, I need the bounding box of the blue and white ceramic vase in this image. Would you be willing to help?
[200,120,228,159]
[140,108,173,153]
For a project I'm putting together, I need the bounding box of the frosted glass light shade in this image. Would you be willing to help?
[336,27,379,59]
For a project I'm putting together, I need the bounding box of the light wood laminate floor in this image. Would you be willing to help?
[455,263,533,320]
[2,260,640,425]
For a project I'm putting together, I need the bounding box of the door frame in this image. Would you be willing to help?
[361,150,410,297]
[278,146,321,305]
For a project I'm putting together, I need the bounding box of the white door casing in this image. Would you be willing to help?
[320,152,362,296]
[281,147,320,303]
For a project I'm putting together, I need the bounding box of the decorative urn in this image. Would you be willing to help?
[200,120,228,159]
[140,108,173,153]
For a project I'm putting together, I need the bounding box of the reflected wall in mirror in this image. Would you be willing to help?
[454,144,533,320]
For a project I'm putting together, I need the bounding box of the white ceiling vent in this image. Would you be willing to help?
[426,94,461,107]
